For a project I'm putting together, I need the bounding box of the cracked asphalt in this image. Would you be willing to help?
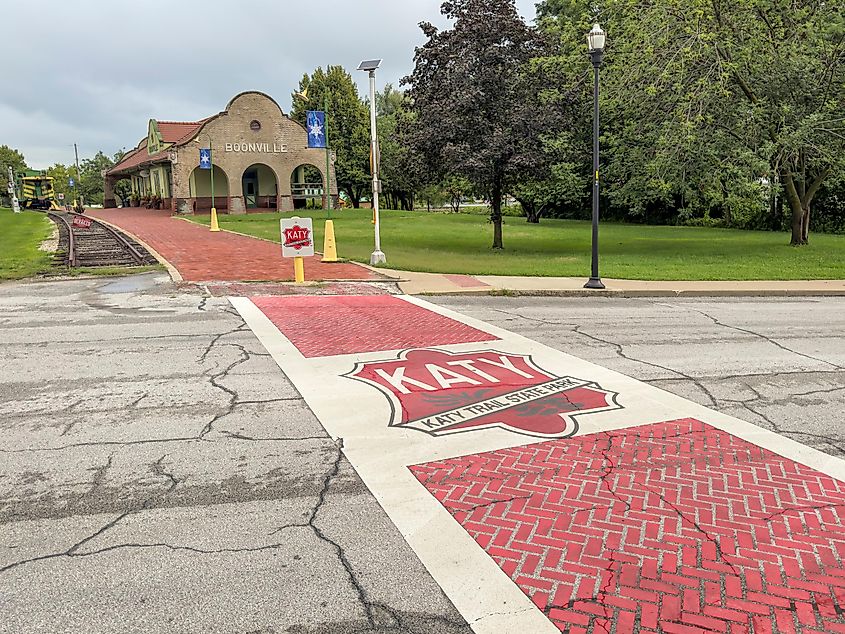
[429,295,845,459]
[3,276,844,634]
[0,274,470,634]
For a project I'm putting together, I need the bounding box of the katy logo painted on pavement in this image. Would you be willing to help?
[346,349,622,438]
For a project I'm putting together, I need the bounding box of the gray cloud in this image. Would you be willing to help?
[1,0,536,168]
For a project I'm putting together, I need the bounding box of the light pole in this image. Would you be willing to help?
[357,58,386,265]
[584,24,606,290]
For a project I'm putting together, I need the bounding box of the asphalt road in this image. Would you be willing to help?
[0,275,470,634]
[2,276,843,633]
[430,295,845,459]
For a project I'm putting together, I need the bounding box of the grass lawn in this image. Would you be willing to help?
[190,209,845,280]
[0,208,55,280]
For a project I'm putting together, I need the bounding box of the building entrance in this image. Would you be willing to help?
[242,171,258,209]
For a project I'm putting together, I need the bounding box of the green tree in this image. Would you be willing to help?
[374,85,421,210]
[404,0,554,248]
[79,151,115,206]
[46,163,73,199]
[290,66,371,207]
[0,145,28,198]
[559,0,845,244]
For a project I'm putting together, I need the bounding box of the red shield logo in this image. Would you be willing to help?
[283,225,311,250]
[346,349,622,438]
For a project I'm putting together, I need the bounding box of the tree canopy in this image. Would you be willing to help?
[0,145,28,197]
[290,65,371,207]
[403,0,558,248]
[537,0,845,243]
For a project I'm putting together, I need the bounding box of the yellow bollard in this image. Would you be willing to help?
[294,256,305,284]
[322,219,339,262]
[210,207,220,232]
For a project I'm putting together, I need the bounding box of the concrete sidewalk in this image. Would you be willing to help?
[374,269,845,297]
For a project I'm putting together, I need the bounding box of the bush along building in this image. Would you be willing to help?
[105,91,338,213]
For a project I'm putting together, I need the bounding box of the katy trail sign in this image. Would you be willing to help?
[280,217,314,258]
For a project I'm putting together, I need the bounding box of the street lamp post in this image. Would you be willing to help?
[584,23,606,290]
[357,58,386,265]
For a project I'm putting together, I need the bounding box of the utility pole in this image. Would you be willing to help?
[74,143,83,211]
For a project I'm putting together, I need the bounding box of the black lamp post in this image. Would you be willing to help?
[584,23,606,290]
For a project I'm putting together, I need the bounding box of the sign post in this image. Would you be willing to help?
[306,108,339,263]
[199,146,219,232]
[281,216,314,284]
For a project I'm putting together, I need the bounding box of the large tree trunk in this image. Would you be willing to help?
[801,206,811,243]
[491,181,503,249]
[346,187,361,208]
[516,197,540,223]
[783,170,808,245]
[782,166,830,245]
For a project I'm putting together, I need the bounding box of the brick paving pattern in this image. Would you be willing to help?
[88,209,382,282]
[252,295,499,358]
[199,281,398,297]
[411,418,845,634]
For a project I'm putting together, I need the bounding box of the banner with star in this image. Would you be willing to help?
[306,111,327,148]
[199,148,211,169]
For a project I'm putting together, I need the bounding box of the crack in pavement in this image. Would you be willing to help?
[268,437,416,632]
[221,431,328,443]
[573,325,720,408]
[150,454,180,493]
[128,392,149,409]
[197,331,253,439]
[661,303,844,371]
[1,447,189,574]
[198,319,249,365]
[648,489,743,579]
[761,503,845,522]
[489,307,569,327]
[592,432,632,634]
[0,393,310,454]
[730,397,845,456]
[82,452,116,499]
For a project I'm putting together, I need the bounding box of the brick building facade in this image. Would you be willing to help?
[104,91,338,213]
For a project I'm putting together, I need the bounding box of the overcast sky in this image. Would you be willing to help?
[1,0,537,169]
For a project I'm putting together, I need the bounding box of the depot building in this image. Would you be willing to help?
[105,91,338,213]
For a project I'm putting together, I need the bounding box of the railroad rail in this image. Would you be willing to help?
[46,211,157,269]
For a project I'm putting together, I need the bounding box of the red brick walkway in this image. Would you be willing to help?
[88,209,383,283]
[412,418,845,634]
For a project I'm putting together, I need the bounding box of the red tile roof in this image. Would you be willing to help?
[107,118,210,175]
[108,146,169,175]
[157,120,206,145]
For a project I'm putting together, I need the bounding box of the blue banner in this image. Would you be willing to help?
[199,148,211,169]
[306,111,327,148]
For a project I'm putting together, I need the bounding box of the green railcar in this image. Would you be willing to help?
[16,170,60,210]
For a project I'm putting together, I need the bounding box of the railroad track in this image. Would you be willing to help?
[46,211,158,268]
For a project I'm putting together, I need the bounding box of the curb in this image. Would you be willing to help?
[416,288,845,298]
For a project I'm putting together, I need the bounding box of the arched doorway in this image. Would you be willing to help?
[290,164,324,210]
[242,163,278,210]
[189,165,230,212]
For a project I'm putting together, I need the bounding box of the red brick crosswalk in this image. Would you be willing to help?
[252,295,498,357]
[411,418,845,633]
